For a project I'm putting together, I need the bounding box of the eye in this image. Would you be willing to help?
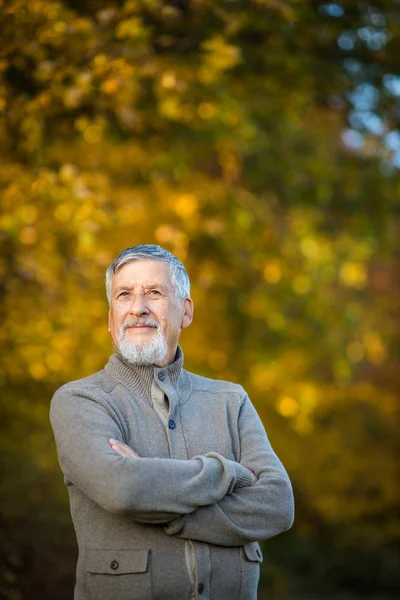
[117,291,129,298]
[149,289,161,296]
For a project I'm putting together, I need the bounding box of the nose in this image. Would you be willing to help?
[129,293,150,316]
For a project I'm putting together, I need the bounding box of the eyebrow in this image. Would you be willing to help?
[114,283,170,294]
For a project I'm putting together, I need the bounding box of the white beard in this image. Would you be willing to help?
[119,319,168,366]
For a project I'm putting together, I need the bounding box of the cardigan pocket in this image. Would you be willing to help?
[240,543,263,600]
[85,548,152,600]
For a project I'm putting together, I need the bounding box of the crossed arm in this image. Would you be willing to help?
[163,397,294,546]
[109,438,258,483]
[50,385,294,544]
[50,385,254,523]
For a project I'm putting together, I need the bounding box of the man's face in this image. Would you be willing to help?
[108,259,193,367]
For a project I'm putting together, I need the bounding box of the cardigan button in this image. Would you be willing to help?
[110,560,119,570]
[198,583,204,594]
[168,419,176,430]
[158,372,165,381]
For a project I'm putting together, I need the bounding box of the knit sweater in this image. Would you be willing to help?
[50,347,294,600]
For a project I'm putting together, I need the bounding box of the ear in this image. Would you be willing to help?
[108,308,112,332]
[181,297,194,330]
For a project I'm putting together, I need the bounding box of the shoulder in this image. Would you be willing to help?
[50,368,122,434]
[184,369,246,398]
[51,368,117,407]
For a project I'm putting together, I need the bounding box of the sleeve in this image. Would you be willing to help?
[164,392,294,545]
[50,385,253,523]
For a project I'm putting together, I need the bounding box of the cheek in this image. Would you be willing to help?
[160,315,175,334]
[160,316,170,331]
[109,308,125,330]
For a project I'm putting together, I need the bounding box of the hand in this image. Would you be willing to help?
[245,466,258,484]
[109,438,139,458]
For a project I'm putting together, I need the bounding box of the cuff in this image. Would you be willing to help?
[234,463,254,489]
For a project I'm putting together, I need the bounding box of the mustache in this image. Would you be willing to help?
[121,318,159,333]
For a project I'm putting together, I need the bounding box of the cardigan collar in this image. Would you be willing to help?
[104,345,187,403]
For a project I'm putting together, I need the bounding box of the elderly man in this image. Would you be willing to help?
[50,244,294,600]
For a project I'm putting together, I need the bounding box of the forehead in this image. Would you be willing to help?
[112,259,173,289]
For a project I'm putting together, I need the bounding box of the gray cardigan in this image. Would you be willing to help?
[50,348,294,600]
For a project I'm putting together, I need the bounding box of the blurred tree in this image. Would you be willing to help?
[0,0,399,598]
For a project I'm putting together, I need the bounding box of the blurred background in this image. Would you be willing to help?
[0,0,399,598]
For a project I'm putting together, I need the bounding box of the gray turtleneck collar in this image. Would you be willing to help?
[104,345,189,404]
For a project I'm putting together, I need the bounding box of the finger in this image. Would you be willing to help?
[109,439,137,458]
[110,443,127,457]
[244,465,258,483]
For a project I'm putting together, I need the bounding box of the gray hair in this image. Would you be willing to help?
[105,245,191,304]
